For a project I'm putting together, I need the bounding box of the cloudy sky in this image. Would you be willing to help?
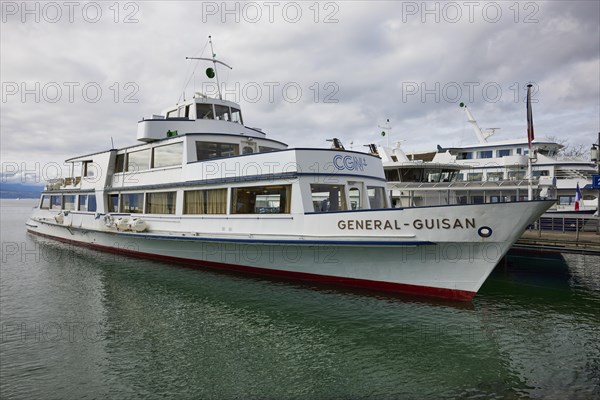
[1,0,599,184]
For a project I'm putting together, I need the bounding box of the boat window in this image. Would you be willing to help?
[487,172,503,181]
[516,148,522,155]
[196,142,239,160]
[259,146,279,153]
[50,195,62,210]
[177,105,188,118]
[385,168,400,182]
[400,168,423,183]
[508,170,526,180]
[40,195,50,209]
[127,149,151,172]
[478,150,493,159]
[184,189,227,214]
[166,109,178,118]
[231,108,243,124]
[349,187,361,210]
[196,104,214,119]
[458,152,473,160]
[242,146,254,155]
[63,195,76,210]
[115,153,126,173]
[231,185,291,214]
[467,172,483,181]
[121,193,144,213]
[108,194,119,212]
[83,161,96,177]
[146,192,177,214]
[472,196,485,204]
[214,105,230,121]
[533,170,549,178]
[153,142,183,168]
[310,184,347,212]
[456,173,464,181]
[558,195,575,205]
[497,149,512,157]
[88,195,97,212]
[78,195,88,211]
[368,187,387,209]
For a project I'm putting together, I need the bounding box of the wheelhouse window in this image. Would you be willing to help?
[311,184,347,212]
[458,152,473,160]
[231,185,291,214]
[153,142,183,168]
[63,195,76,210]
[196,142,239,161]
[184,189,227,214]
[349,187,361,210]
[196,104,214,119]
[121,193,144,213]
[214,105,230,121]
[231,108,243,124]
[259,146,278,153]
[478,150,493,159]
[368,187,387,209]
[40,195,50,209]
[127,149,151,172]
[146,192,177,214]
[50,195,62,210]
[108,194,119,212]
[497,149,512,157]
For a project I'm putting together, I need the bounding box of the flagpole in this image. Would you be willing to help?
[526,84,534,201]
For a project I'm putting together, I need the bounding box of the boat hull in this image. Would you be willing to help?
[26,200,554,301]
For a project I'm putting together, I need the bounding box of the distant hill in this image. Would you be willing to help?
[0,182,44,199]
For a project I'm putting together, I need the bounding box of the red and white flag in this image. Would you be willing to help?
[574,183,582,211]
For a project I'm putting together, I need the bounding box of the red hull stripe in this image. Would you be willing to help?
[28,230,476,301]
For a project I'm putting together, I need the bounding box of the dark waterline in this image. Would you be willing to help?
[1,199,599,399]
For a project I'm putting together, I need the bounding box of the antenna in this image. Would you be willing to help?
[186,36,233,100]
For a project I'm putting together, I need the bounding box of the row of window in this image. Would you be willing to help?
[457,170,550,182]
[115,142,183,173]
[114,140,282,174]
[40,194,97,211]
[40,184,388,215]
[457,148,529,160]
[166,103,244,124]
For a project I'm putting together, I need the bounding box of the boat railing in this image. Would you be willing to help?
[528,213,600,236]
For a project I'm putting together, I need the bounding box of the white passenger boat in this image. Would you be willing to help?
[383,104,597,212]
[26,45,553,301]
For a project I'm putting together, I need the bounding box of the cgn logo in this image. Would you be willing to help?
[333,155,367,171]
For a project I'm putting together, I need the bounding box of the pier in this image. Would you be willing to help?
[514,214,600,254]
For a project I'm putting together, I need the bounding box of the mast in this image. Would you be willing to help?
[186,36,232,100]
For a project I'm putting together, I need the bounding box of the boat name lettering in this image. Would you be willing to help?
[337,218,477,230]
[413,218,476,230]
[333,155,367,171]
